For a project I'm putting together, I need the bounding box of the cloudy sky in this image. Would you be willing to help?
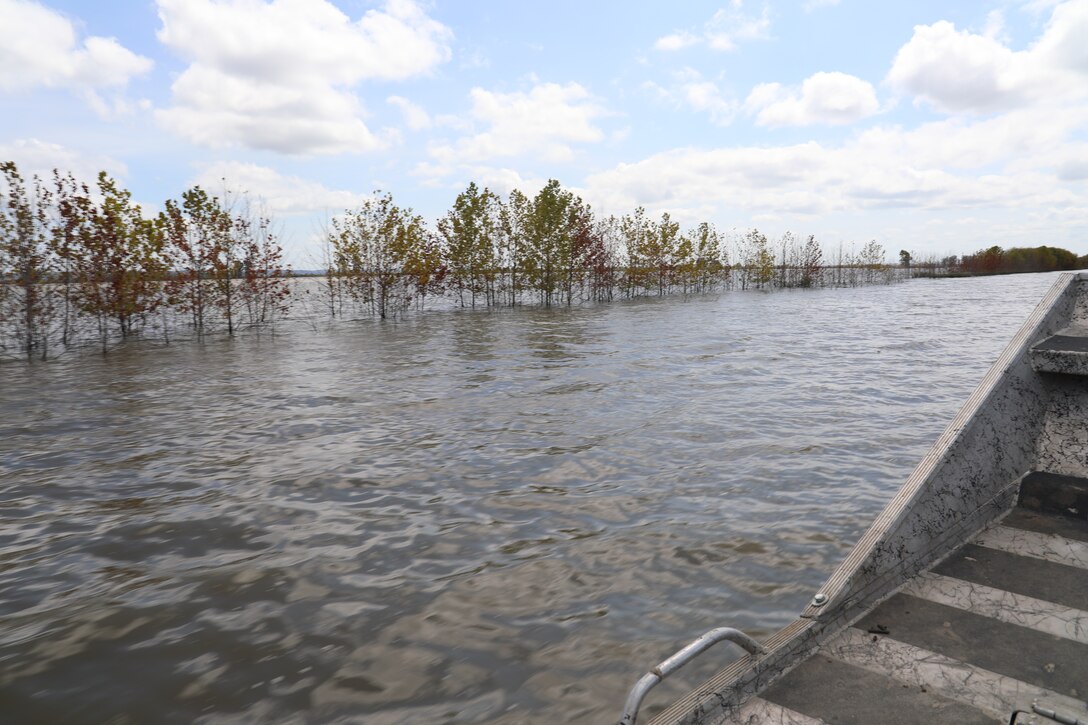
[1,0,1086,264]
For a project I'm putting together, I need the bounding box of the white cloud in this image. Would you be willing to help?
[982,9,1010,43]
[803,0,840,11]
[654,32,699,52]
[745,71,881,127]
[581,102,1086,232]
[387,96,432,130]
[0,0,152,91]
[887,1,1088,114]
[155,0,452,155]
[654,2,771,52]
[192,161,367,217]
[429,82,608,165]
[645,70,736,125]
[0,138,127,182]
[682,80,736,125]
[1057,154,1088,181]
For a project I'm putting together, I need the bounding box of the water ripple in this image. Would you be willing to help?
[0,272,1060,723]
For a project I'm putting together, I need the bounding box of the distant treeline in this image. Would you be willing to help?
[903,245,1085,278]
[320,180,897,320]
[2,162,898,361]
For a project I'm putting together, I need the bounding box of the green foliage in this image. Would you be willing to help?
[1,161,957,360]
[438,182,501,308]
[959,245,1079,275]
[741,229,774,289]
[161,186,234,336]
[0,162,56,358]
[328,191,437,319]
[75,172,167,346]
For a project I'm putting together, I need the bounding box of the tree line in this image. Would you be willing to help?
[2,163,897,361]
[319,179,896,320]
[0,162,290,360]
[902,245,1084,278]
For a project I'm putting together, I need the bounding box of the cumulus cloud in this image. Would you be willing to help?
[429,82,608,165]
[0,0,151,117]
[744,71,881,127]
[581,103,1086,225]
[654,2,771,52]
[887,0,1088,114]
[192,161,367,217]
[645,70,736,125]
[0,138,127,182]
[155,0,452,155]
[387,96,432,130]
[803,0,840,11]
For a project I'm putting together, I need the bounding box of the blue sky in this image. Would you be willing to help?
[1,0,1086,265]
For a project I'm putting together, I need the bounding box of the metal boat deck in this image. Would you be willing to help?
[738,473,1088,724]
[637,273,1088,725]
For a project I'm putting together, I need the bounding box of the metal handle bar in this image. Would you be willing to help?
[619,627,766,725]
[1009,703,1088,725]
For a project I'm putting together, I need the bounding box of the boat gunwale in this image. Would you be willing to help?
[649,271,1087,725]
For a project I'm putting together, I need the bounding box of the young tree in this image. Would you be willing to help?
[858,239,886,284]
[585,214,620,302]
[740,228,774,289]
[563,195,597,305]
[524,179,576,306]
[0,162,57,359]
[235,207,291,328]
[499,189,531,307]
[798,234,824,288]
[403,224,445,310]
[161,186,233,339]
[330,192,421,319]
[438,182,501,308]
[639,212,679,295]
[619,206,653,298]
[74,173,166,350]
[690,221,726,292]
[51,171,93,347]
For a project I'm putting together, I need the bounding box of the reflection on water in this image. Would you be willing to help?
[0,273,1061,723]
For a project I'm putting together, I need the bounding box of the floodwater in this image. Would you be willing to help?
[0,272,1063,723]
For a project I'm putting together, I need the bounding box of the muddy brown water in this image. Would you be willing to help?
[0,273,1061,723]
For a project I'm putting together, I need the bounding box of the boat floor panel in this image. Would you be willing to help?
[1017,471,1088,522]
[972,524,1088,569]
[759,653,999,724]
[855,593,1088,697]
[933,543,1088,611]
[1034,334,1088,353]
[822,627,1087,721]
[902,572,1088,645]
[1002,507,1088,543]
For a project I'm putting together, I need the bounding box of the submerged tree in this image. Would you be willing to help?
[740,228,775,289]
[499,188,531,307]
[161,186,234,339]
[619,206,652,298]
[695,221,728,292]
[798,235,824,288]
[52,171,92,346]
[330,192,431,319]
[523,179,591,307]
[0,162,57,359]
[235,205,292,328]
[439,182,501,308]
[74,173,166,350]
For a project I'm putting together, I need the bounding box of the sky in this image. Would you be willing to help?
[1,0,1086,266]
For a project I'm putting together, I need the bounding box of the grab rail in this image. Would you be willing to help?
[619,627,766,725]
